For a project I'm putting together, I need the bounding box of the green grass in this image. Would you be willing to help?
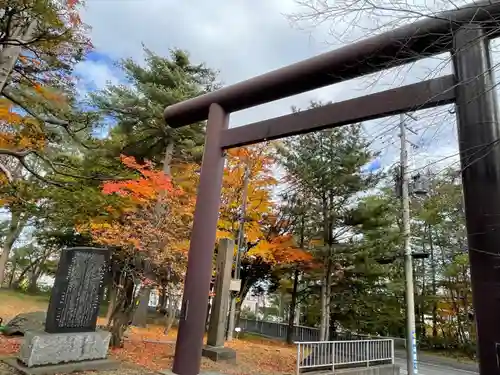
[0,288,50,304]
[0,288,111,321]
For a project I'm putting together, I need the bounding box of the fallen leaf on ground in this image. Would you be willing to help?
[0,290,295,375]
[113,327,296,375]
[0,337,21,356]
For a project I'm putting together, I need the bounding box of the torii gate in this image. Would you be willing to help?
[164,1,500,374]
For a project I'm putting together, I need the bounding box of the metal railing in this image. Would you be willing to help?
[238,318,406,348]
[295,339,394,374]
[239,318,320,342]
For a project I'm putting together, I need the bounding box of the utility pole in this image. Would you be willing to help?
[399,113,418,375]
[227,164,250,341]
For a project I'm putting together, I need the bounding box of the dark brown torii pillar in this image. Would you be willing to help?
[453,24,500,375]
[164,2,500,374]
[171,104,229,375]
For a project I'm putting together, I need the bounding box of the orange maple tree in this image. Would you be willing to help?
[218,145,312,265]
[83,156,194,281]
[0,99,46,147]
[85,146,311,285]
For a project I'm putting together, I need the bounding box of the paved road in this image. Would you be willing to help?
[395,356,478,375]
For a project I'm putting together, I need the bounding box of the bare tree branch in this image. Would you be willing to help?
[3,89,99,150]
[2,89,69,126]
[1,29,69,47]
[0,148,66,187]
[0,148,127,187]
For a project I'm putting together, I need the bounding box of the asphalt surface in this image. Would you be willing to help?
[395,353,479,375]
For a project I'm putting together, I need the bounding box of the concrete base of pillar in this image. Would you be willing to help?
[201,346,236,363]
[160,371,224,375]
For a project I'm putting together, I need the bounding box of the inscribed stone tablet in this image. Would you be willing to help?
[45,247,109,333]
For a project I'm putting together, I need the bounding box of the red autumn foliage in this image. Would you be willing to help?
[101,156,176,202]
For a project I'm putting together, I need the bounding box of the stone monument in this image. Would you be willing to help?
[3,247,118,375]
[201,238,236,363]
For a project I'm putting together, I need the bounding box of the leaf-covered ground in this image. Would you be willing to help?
[0,327,295,375]
[117,326,296,375]
[0,291,295,375]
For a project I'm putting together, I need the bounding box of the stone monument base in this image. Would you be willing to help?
[2,357,119,375]
[19,330,111,367]
[1,330,117,374]
[201,345,236,363]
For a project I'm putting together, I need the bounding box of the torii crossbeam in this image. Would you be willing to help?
[164,2,500,374]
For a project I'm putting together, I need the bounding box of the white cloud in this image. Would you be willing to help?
[79,0,340,125]
[73,59,121,95]
[76,0,489,173]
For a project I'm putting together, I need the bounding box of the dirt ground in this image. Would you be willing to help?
[0,290,49,322]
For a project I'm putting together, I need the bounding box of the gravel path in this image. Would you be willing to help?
[0,360,162,375]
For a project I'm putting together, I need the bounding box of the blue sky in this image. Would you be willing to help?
[74,51,124,95]
[73,0,488,174]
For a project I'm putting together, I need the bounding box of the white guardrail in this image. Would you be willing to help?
[295,339,394,374]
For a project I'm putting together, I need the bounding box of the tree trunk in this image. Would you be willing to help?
[131,287,151,327]
[128,140,175,330]
[278,292,284,321]
[13,252,49,291]
[287,267,300,344]
[12,262,34,289]
[0,210,28,286]
[319,278,328,340]
[108,277,136,348]
[158,286,167,310]
[235,299,243,328]
[293,214,305,328]
[27,266,42,294]
[8,257,17,288]
[0,20,38,93]
[162,141,174,176]
[161,291,169,310]
[109,309,131,348]
[320,193,332,341]
[324,260,332,340]
[331,318,337,340]
[164,291,179,334]
[106,284,117,324]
